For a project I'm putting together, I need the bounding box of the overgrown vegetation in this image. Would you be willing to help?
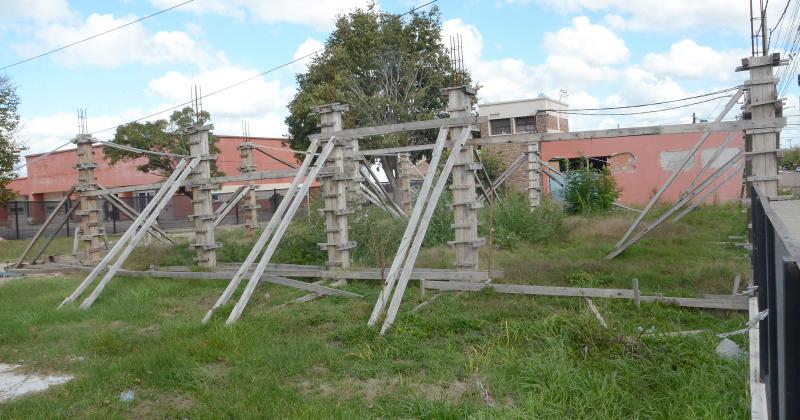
[780,146,800,169]
[0,204,750,417]
[0,75,25,204]
[561,164,620,214]
[485,193,564,249]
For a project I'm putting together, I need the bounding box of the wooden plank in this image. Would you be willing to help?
[14,186,75,268]
[261,274,361,298]
[607,152,744,259]
[369,127,450,326]
[59,158,192,308]
[202,138,321,324]
[748,296,768,420]
[732,274,742,296]
[213,185,247,217]
[154,267,496,281]
[362,162,405,216]
[380,126,473,335]
[584,297,608,328]
[308,116,486,140]
[422,281,749,310]
[632,278,640,308]
[470,117,784,145]
[30,202,80,264]
[360,144,436,156]
[213,185,251,227]
[614,89,744,248]
[225,139,337,324]
[671,164,743,223]
[99,186,173,245]
[82,169,298,197]
[78,158,201,309]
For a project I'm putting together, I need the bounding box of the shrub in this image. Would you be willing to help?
[484,193,564,249]
[561,167,620,214]
[350,206,405,269]
[422,190,454,248]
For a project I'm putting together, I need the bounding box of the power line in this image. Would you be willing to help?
[539,86,740,113]
[554,95,733,116]
[0,0,195,72]
[13,0,439,173]
[88,0,440,136]
[769,0,793,49]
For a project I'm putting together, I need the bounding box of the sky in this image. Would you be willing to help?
[1,0,799,175]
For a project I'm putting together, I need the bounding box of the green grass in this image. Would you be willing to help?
[0,204,751,418]
[0,235,77,264]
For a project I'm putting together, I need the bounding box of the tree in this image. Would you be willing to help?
[780,146,800,169]
[104,107,222,178]
[285,4,470,191]
[0,75,25,203]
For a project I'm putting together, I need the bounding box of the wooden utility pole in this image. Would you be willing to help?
[314,103,355,269]
[396,152,413,214]
[739,53,782,200]
[74,134,102,264]
[238,142,259,229]
[187,123,219,267]
[443,86,483,273]
[527,142,542,209]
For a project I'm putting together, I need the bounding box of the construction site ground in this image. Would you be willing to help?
[0,204,751,418]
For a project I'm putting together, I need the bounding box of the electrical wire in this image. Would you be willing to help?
[96,140,190,158]
[88,0,440,136]
[544,94,734,117]
[0,0,195,71]
[538,86,740,112]
[769,0,794,50]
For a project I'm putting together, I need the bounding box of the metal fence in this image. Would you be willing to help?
[751,185,800,420]
[0,187,311,240]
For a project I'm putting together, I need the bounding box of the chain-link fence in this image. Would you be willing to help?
[0,187,311,240]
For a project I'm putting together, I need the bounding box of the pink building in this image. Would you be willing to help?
[2,136,299,225]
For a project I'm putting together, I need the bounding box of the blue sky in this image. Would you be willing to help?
[1,0,798,166]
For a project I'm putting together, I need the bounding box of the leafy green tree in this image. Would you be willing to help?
[285,4,469,190]
[104,107,222,177]
[0,75,25,203]
[781,146,800,168]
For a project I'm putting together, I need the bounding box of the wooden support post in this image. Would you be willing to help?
[632,278,640,308]
[14,186,75,267]
[397,152,412,214]
[740,55,781,200]
[187,124,218,268]
[527,142,542,209]
[238,142,260,229]
[443,86,482,273]
[74,135,102,264]
[314,103,353,270]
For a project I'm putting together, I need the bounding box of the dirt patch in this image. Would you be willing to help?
[108,320,127,330]
[137,325,161,337]
[130,391,196,418]
[294,373,476,405]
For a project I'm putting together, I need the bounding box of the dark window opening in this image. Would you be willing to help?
[514,116,537,133]
[556,156,609,172]
[489,118,512,135]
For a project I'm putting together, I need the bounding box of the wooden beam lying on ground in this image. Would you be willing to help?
[147,267,502,282]
[422,281,749,310]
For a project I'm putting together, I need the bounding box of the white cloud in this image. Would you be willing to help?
[544,16,628,65]
[292,38,324,72]
[642,39,748,82]
[506,0,751,31]
[21,13,221,69]
[0,0,73,23]
[149,0,371,29]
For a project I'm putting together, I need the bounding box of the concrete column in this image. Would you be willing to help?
[187,124,219,268]
[396,152,412,214]
[74,135,103,264]
[527,142,542,209]
[741,54,781,198]
[443,86,483,273]
[238,142,259,230]
[313,103,354,270]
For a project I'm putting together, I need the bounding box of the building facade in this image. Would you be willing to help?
[477,97,743,205]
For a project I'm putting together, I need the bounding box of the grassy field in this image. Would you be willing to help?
[0,204,751,418]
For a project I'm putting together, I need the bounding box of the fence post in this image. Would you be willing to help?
[14,201,20,240]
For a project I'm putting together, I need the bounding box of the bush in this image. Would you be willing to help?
[561,167,620,214]
[484,193,564,249]
[350,206,405,268]
[422,190,454,248]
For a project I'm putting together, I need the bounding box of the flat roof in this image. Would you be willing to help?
[479,96,569,108]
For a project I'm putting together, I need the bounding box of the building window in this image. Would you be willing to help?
[489,118,512,135]
[514,116,537,133]
[557,156,610,172]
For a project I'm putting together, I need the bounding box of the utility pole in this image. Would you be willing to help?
[314,103,355,270]
[443,86,483,273]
